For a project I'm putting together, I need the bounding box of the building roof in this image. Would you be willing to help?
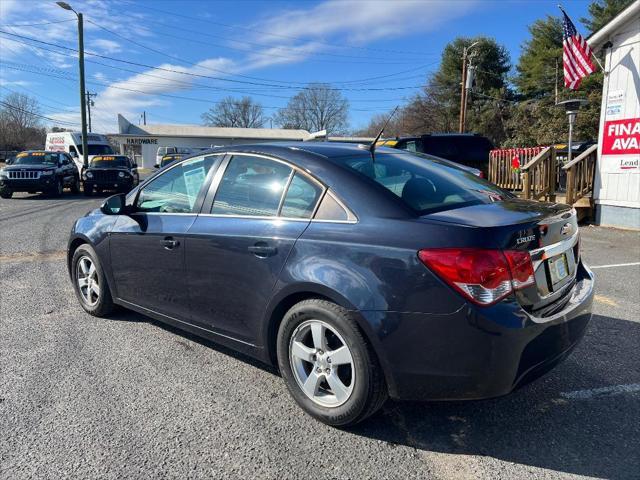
[116,114,310,140]
[588,1,640,49]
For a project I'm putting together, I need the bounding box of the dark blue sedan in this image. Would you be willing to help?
[67,142,594,426]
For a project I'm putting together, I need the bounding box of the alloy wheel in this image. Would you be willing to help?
[289,319,355,407]
[76,256,100,306]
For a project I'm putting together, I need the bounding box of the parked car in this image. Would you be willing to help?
[82,155,139,196]
[155,154,183,169]
[67,143,594,426]
[379,133,494,177]
[0,150,80,198]
[155,146,193,166]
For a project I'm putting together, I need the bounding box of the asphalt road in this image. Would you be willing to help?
[1,192,639,480]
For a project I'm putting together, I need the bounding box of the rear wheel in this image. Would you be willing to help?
[71,244,115,317]
[277,299,387,427]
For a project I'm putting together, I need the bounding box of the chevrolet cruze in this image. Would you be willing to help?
[67,143,594,426]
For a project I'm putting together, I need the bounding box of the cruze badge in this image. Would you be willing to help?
[560,223,573,236]
[516,234,536,245]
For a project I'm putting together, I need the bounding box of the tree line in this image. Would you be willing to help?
[201,0,631,147]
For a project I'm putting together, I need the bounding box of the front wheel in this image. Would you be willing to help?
[71,244,115,317]
[0,189,13,199]
[52,179,63,197]
[71,176,80,193]
[277,299,387,427]
[83,184,93,196]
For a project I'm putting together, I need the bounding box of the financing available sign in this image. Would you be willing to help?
[602,117,640,170]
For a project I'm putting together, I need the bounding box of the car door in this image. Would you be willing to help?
[109,154,222,320]
[185,153,325,344]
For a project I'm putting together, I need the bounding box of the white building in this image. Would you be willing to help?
[108,115,312,169]
[589,1,640,229]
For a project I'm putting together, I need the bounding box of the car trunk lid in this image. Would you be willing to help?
[422,199,580,312]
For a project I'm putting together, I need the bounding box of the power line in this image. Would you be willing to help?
[0,85,79,113]
[92,13,435,65]
[2,63,397,113]
[0,19,75,27]
[0,30,426,92]
[0,99,80,126]
[5,34,430,96]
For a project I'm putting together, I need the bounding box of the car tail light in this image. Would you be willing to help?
[418,248,534,306]
[503,250,535,289]
[478,171,485,178]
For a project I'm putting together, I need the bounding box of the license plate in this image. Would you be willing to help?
[548,253,569,285]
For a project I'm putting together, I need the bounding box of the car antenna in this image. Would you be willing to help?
[369,106,399,162]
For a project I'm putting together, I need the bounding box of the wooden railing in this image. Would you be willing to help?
[489,147,543,190]
[520,147,557,202]
[563,144,597,205]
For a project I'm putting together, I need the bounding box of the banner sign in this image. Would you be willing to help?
[602,118,640,156]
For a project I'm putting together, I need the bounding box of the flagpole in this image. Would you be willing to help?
[558,4,607,74]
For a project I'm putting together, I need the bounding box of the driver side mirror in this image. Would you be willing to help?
[154,164,160,169]
[101,193,129,215]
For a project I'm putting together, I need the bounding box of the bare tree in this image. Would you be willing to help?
[274,83,349,134]
[201,96,265,128]
[0,93,46,150]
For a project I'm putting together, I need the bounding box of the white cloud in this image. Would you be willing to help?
[255,0,477,46]
[92,38,122,54]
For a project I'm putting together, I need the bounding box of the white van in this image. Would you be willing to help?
[155,146,193,166]
[45,132,115,172]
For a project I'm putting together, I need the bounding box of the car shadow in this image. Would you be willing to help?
[104,310,639,479]
[109,308,279,375]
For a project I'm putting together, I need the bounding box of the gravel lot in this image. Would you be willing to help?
[1,192,639,480]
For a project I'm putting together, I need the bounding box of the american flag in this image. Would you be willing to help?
[561,9,596,90]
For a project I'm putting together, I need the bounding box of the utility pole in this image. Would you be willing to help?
[458,47,468,133]
[56,2,88,168]
[143,111,146,125]
[459,41,479,134]
[86,91,97,132]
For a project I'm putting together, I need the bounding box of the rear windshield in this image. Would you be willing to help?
[90,156,129,168]
[13,152,58,165]
[337,152,510,215]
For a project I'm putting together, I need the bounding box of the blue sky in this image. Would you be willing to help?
[0,0,592,133]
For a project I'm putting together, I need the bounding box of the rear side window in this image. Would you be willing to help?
[338,152,508,215]
[280,173,323,219]
[211,155,292,217]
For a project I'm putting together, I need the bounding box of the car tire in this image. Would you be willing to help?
[52,179,63,197]
[0,189,13,199]
[71,176,80,193]
[83,184,92,196]
[277,299,387,427]
[71,244,115,317]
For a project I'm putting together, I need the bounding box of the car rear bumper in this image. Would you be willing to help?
[0,177,56,192]
[363,261,594,401]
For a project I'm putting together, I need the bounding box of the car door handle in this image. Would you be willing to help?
[248,243,277,257]
[161,237,180,250]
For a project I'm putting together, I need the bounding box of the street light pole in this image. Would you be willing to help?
[56,2,88,168]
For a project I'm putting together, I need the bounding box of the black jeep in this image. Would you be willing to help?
[82,155,139,196]
[0,150,80,198]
